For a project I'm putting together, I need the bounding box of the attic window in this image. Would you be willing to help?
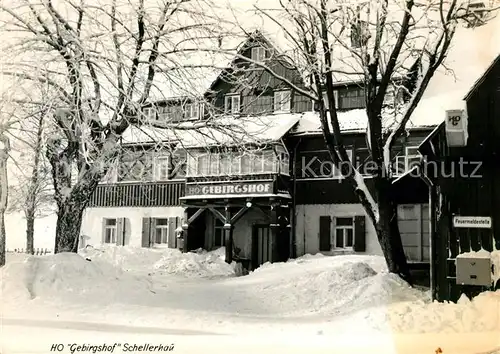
[225,94,241,114]
[274,90,291,112]
[251,46,268,61]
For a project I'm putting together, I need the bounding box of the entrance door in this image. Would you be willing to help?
[252,224,272,269]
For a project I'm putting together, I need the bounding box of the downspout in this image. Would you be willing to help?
[420,165,437,300]
[291,138,301,258]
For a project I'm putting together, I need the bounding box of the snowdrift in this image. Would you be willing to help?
[1,252,152,304]
[80,245,235,278]
[232,255,425,317]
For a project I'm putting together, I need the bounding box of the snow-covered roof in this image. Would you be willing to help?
[290,94,452,136]
[122,113,301,148]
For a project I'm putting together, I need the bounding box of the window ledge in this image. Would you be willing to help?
[322,249,356,256]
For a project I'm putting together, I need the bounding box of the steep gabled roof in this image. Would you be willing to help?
[464,54,500,100]
[205,30,298,95]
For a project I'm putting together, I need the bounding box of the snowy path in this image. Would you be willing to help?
[2,321,500,354]
[2,248,500,354]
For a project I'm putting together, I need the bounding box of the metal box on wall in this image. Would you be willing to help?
[456,255,492,286]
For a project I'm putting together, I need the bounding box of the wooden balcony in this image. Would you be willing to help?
[89,181,185,208]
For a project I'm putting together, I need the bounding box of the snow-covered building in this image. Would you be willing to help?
[79,21,496,272]
[419,53,500,301]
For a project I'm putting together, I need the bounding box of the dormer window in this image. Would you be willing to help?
[251,46,268,61]
[185,103,199,119]
[225,94,241,114]
[274,90,291,112]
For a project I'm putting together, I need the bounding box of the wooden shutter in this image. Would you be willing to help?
[319,216,331,252]
[353,215,366,252]
[150,218,157,246]
[101,218,107,244]
[142,218,151,248]
[168,217,176,248]
[116,218,125,246]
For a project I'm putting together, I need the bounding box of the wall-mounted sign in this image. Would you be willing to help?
[185,181,274,197]
[453,216,492,228]
[445,109,468,147]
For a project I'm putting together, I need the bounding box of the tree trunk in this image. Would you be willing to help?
[0,135,9,267]
[54,201,85,253]
[375,179,412,285]
[26,210,35,255]
[25,113,44,256]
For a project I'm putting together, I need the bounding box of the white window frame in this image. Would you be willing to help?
[154,156,170,181]
[333,217,354,249]
[251,46,267,61]
[104,219,117,244]
[185,103,199,119]
[394,146,422,176]
[224,94,241,115]
[273,90,291,113]
[153,219,169,246]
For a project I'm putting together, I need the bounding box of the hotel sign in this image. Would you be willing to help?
[453,216,492,229]
[185,181,274,197]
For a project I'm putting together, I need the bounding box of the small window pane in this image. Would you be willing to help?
[251,152,263,173]
[220,155,231,175]
[241,154,251,174]
[231,154,241,174]
[197,155,209,176]
[210,154,220,175]
[156,218,168,226]
[263,150,275,173]
[346,229,354,247]
[336,217,353,226]
[106,219,117,226]
[336,229,344,248]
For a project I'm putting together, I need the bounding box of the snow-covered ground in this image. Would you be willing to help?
[1,246,500,354]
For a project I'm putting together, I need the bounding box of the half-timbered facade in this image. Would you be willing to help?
[80,31,438,271]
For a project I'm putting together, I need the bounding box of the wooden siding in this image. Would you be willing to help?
[423,59,500,301]
[290,130,432,205]
[89,181,185,207]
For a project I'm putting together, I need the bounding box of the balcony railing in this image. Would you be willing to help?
[89,181,185,207]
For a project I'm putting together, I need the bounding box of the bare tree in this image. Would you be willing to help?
[0,0,223,253]
[0,129,9,266]
[8,104,53,255]
[221,0,498,282]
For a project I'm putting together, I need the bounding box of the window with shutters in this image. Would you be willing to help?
[104,219,117,244]
[334,217,354,249]
[154,218,169,245]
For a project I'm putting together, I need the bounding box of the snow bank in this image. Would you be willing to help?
[386,290,500,333]
[232,255,423,316]
[79,245,165,272]
[1,253,152,304]
[153,248,235,278]
[80,245,235,278]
